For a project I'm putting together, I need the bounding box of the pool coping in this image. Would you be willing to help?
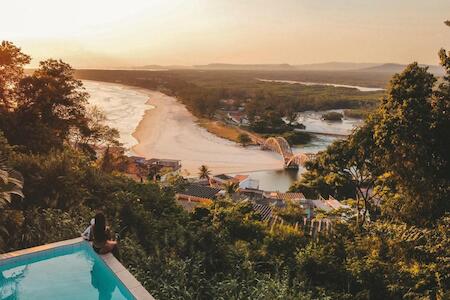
[0,237,155,300]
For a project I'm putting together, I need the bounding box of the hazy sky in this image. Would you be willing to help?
[2,0,449,68]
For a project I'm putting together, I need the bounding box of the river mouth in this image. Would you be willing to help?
[84,80,360,191]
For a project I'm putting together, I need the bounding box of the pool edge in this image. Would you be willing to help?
[100,252,155,300]
[0,237,85,261]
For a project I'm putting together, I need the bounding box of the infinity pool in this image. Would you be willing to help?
[0,242,135,300]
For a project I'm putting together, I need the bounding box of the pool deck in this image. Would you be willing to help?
[0,237,155,300]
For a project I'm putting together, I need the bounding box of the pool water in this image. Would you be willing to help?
[0,242,135,300]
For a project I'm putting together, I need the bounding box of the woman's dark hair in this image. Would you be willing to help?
[94,212,107,243]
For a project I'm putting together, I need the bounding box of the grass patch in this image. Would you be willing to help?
[197,119,242,142]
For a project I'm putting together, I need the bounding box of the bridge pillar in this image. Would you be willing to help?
[284,159,299,170]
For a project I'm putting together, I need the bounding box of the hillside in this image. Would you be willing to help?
[293,62,379,71]
[193,63,296,70]
[358,63,444,75]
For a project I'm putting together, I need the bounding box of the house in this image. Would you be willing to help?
[123,157,182,182]
[210,174,234,186]
[146,158,182,180]
[298,197,350,219]
[176,184,223,211]
[147,158,181,171]
[232,175,259,189]
[210,174,259,190]
[220,98,238,106]
[129,156,147,164]
[227,112,249,125]
[125,156,149,181]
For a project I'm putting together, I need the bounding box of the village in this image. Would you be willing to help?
[124,155,352,236]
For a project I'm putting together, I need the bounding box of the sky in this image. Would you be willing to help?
[2,0,450,68]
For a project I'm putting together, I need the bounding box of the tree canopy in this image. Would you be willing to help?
[291,62,449,226]
[0,43,118,154]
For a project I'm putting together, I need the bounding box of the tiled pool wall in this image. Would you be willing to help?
[0,238,85,269]
[0,237,155,300]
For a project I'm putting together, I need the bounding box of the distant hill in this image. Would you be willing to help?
[194,62,380,71]
[131,64,191,70]
[293,62,379,71]
[358,63,444,75]
[128,62,445,75]
[193,63,296,70]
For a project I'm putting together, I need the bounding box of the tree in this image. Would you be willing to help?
[100,147,115,173]
[321,112,343,121]
[224,181,239,196]
[198,165,211,180]
[10,59,90,153]
[73,106,120,155]
[373,63,448,224]
[0,43,119,155]
[284,102,299,124]
[445,20,450,26]
[237,133,251,147]
[13,149,90,209]
[274,201,306,224]
[0,41,30,110]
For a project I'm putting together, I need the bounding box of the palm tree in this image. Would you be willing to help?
[198,165,211,180]
[224,181,239,196]
[0,155,24,207]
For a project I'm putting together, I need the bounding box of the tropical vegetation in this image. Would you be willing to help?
[0,30,449,300]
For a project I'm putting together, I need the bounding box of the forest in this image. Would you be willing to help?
[0,29,449,300]
[75,68,384,131]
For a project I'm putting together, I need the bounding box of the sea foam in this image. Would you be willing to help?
[83,80,153,150]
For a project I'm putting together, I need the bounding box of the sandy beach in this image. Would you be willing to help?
[131,90,282,175]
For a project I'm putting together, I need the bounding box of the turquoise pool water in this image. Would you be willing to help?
[0,242,135,300]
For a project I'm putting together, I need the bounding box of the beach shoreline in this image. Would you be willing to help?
[124,86,282,175]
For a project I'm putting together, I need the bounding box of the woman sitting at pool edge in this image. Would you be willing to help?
[82,212,119,256]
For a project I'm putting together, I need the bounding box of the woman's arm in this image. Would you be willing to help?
[105,226,113,240]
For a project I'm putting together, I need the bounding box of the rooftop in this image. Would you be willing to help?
[179,184,222,200]
[213,174,234,181]
[264,192,305,201]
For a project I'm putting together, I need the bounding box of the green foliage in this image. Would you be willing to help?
[0,154,24,207]
[224,181,239,196]
[237,133,252,147]
[20,208,90,249]
[344,108,371,119]
[293,62,449,226]
[12,149,90,209]
[321,111,343,121]
[0,41,31,110]
[0,44,118,154]
[274,201,306,224]
[373,63,449,224]
[283,131,312,145]
[198,164,211,179]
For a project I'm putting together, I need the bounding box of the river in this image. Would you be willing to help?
[84,80,362,191]
[258,79,384,92]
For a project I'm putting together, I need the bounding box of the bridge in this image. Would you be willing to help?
[256,136,315,169]
[235,128,316,169]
